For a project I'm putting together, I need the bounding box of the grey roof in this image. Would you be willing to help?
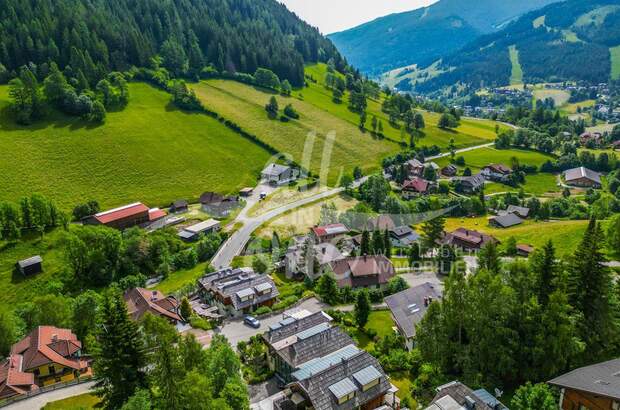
[328,378,357,399]
[548,358,620,400]
[506,205,530,218]
[177,230,195,240]
[427,381,494,410]
[291,344,360,381]
[277,325,354,368]
[292,349,390,410]
[265,311,332,345]
[255,282,273,293]
[391,225,414,237]
[490,213,523,228]
[262,163,291,177]
[198,267,279,310]
[352,365,382,386]
[384,283,443,339]
[564,166,601,184]
[455,173,485,188]
[473,389,508,409]
[17,255,42,268]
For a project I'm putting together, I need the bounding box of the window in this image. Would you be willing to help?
[337,392,355,405]
[48,366,55,375]
[33,369,40,376]
[612,402,620,410]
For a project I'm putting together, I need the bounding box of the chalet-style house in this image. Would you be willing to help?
[199,192,240,217]
[442,228,499,251]
[404,158,425,177]
[454,173,485,194]
[481,163,512,182]
[441,164,458,177]
[426,381,507,410]
[548,358,620,410]
[506,205,530,219]
[177,219,220,242]
[517,244,534,257]
[580,131,603,146]
[124,288,182,323]
[198,267,279,317]
[284,242,344,279]
[4,327,91,394]
[262,163,299,185]
[385,283,442,350]
[489,212,523,228]
[16,256,42,276]
[389,226,420,248]
[329,255,396,290]
[563,167,602,188]
[402,177,432,197]
[311,224,349,244]
[264,310,395,410]
[612,140,620,150]
[83,202,151,230]
[169,199,189,213]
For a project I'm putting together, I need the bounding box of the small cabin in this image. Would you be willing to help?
[16,256,43,276]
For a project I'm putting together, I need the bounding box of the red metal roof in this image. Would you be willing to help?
[94,203,149,224]
[148,208,167,221]
[403,177,429,193]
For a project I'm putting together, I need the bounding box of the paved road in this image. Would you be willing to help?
[3,381,96,410]
[425,142,495,162]
[211,177,366,269]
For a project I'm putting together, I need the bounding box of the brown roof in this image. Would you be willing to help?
[124,288,182,323]
[330,255,395,288]
[484,164,511,174]
[0,354,38,399]
[517,244,534,254]
[402,177,430,193]
[11,326,85,372]
[200,192,238,205]
[442,228,499,249]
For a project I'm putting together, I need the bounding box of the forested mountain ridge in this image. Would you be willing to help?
[412,0,620,93]
[328,0,561,76]
[0,0,346,87]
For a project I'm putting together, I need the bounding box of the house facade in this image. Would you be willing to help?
[563,167,602,188]
[329,255,396,290]
[481,164,512,182]
[442,228,499,251]
[124,288,182,323]
[454,173,485,194]
[284,241,345,280]
[199,192,240,217]
[262,163,299,185]
[84,202,150,230]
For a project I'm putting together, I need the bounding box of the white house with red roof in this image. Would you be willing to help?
[311,224,349,243]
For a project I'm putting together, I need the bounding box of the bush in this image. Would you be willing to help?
[254,306,272,316]
[189,315,213,330]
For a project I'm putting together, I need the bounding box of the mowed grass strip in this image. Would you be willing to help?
[509,45,523,85]
[435,147,555,170]
[0,83,271,209]
[304,64,508,149]
[611,45,620,80]
[192,79,402,185]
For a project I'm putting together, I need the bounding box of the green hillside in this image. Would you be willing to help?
[0,83,271,209]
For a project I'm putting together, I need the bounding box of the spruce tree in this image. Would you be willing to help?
[354,289,371,328]
[372,230,384,255]
[383,229,392,257]
[360,230,370,255]
[530,240,557,305]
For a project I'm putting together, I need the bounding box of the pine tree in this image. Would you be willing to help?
[372,230,384,255]
[531,240,557,305]
[383,229,392,257]
[477,242,501,274]
[93,291,147,409]
[354,289,371,328]
[360,230,370,256]
[421,216,445,251]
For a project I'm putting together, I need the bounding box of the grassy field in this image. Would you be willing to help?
[509,45,523,85]
[435,147,555,170]
[560,99,595,114]
[611,45,620,80]
[532,87,571,107]
[440,217,589,256]
[0,83,271,209]
[42,393,100,410]
[0,229,69,307]
[483,173,560,196]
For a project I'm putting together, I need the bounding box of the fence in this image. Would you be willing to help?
[0,376,95,408]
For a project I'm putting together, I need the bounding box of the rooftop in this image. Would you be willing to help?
[384,283,442,339]
[564,166,601,184]
[94,202,149,224]
[184,219,220,234]
[490,212,523,228]
[548,358,620,401]
[16,255,42,269]
[262,163,291,177]
[199,267,279,310]
[312,224,349,238]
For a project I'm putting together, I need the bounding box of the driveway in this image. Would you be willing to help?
[216,298,328,347]
[425,142,495,161]
[3,381,96,410]
[399,270,445,291]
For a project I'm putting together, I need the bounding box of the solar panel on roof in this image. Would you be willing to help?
[328,377,357,399]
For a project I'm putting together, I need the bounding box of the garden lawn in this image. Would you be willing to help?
[0,228,70,307]
[612,45,620,80]
[435,147,555,171]
[42,393,100,410]
[484,173,560,196]
[154,261,209,295]
[354,310,396,352]
[0,82,270,210]
[441,217,589,256]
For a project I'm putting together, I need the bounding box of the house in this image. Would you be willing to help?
[548,358,620,410]
[404,158,425,177]
[389,226,420,248]
[454,173,485,194]
[402,177,431,197]
[284,242,344,279]
[83,202,150,229]
[580,132,603,146]
[366,215,396,232]
[177,219,220,242]
[0,355,38,399]
[147,208,167,222]
[489,212,524,228]
[506,205,530,218]
[481,164,512,182]
[311,224,349,244]
[441,164,458,177]
[169,199,189,213]
[563,167,602,188]
[385,283,442,350]
[123,288,182,323]
[329,255,396,290]
[517,244,534,257]
[612,140,620,151]
[239,187,254,197]
[198,267,279,317]
[8,326,91,388]
[426,381,507,410]
[16,256,42,276]
[199,192,240,217]
[442,228,499,251]
[262,163,299,185]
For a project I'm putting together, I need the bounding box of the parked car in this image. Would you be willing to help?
[244,315,260,328]
[260,192,267,200]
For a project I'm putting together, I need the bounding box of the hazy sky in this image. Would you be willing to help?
[278,0,438,34]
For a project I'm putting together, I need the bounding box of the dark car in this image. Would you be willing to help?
[244,315,260,328]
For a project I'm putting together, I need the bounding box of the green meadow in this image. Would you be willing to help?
[509,45,523,85]
[0,83,271,210]
[611,45,620,80]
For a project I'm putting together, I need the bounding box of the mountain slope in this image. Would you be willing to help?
[328,0,561,76]
[413,0,620,92]
[0,0,345,86]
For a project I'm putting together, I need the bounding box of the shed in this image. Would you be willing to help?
[16,256,42,276]
[170,200,189,213]
[239,187,254,197]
